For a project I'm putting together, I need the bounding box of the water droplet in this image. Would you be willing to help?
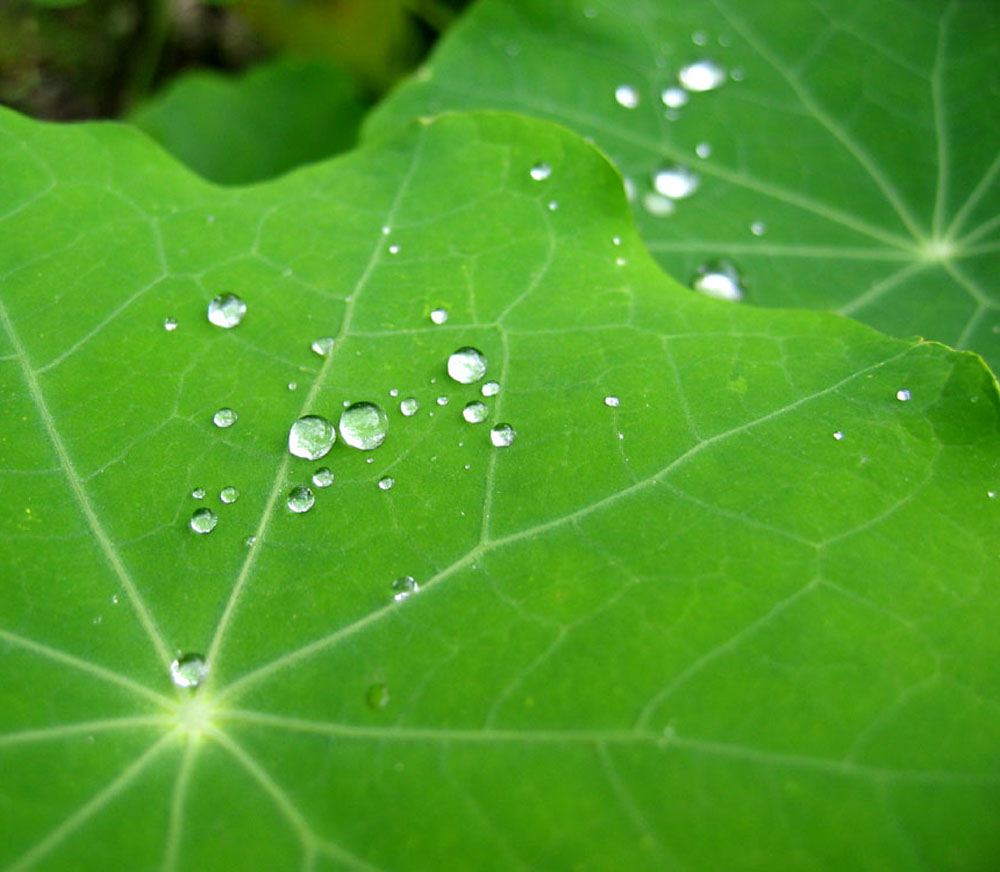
[366,682,390,710]
[436,396,451,408]
[170,653,208,689]
[623,176,637,202]
[989,490,997,500]
[189,508,217,534]
[731,67,746,82]
[463,401,488,423]
[583,5,596,17]
[678,58,727,92]
[695,142,712,159]
[286,486,315,513]
[213,408,237,428]
[163,317,178,332]
[691,259,746,302]
[548,200,559,211]
[530,162,552,181]
[614,84,640,108]
[392,575,419,602]
[311,337,335,357]
[191,487,205,500]
[481,381,500,397]
[833,431,845,441]
[287,381,298,391]
[490,423,517,447]
[399,397,420,416]
[388,244,400,255]
[605,396,620,407]
[447,347,488,384]
[612,236,622,246]
[661,86,689,109]
[111,594,119,605]
[288,415,336,460]
[378,476,395,491]
[653,164,700,199]
[339,402,389,450]
[616,257,627,266]
[312,467,334,488]
[206,293,247,328]
[643,192,676,216]
[220,486,240,504]
[244,535,257,547]
[381,225,391,235]
[750,220,767,236]
[430,308,449,325]
[896,389,911,402]
[692,30,708,45]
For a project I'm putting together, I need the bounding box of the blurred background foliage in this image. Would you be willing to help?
[0,0,468,181]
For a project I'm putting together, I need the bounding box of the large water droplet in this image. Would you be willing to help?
[430,308,449,325]
[312,467,334,488]
[288,415,336,460]
[661,86,689,109]
[189,508,217,534]
[163,317,178,332]
[896,389,911,402]
[462,401,488,423]
[220,486,240,504]
[447,347,488,384]
[378,476,395,491]
[170,653,208,689]
[490,423,517,447]
[653,164,700,199]
[481,381,500,397]
[213,408,237,428]
[392,576,419,602]
[286,486,315,513]
[530,162,552,181]
[311,337,335,357]
[678,58,726,92]
[614,84,640,108]
[366,682,390,710]
[399,397,419,416]
[339,402,389,450]
[691,260,746,303]
[207,293,246,328]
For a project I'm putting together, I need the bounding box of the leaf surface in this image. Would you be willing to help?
[366,0,1000,372]
[0,106,999,871]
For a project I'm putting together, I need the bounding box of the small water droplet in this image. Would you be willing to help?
[462,401,488,423]
[392,575,419,602]
[448,347,488,384]
[288,381,298,391]
[399,397,419,416]
[615,257,627,266]
[661,86,689,109]
[490,423,517,447]
[643,192,676,216]
[191,487,205,500]
[389,388,399,398]
[614,84,640,108]
[731,67,746,82]
[170,654,207,689]
[530,162,552,181]
[220,486,240,504]
[612,236,622,246]
[750,220,767,236]
[163,317,178,332]
[213,408,237,428]
[312,467,334,488]
[896,389,911,402]
[339,402,389,450]
[464,463,471,470]
[583,5,596,17]
[311,337,335,357]
[548,200,559,211]
[691,259,746,302]
[111,594,119,605]
[695,142,712,159]
[430,307,449,325]
[605,396,620,407]
[653,164,700,199]
[436,395,449,406]
[378,476,395,491]
[988,490,997,500]
[206,293,246,328]
[388,244,400,255]
[286,486,315,513]
[481,381,500,397]
[381,225,391,235]
[623,176,637,202]
[833,431,845,441]
[366,682,390,710]
[288,415,336,460]
[244,535,257,547]
[692,30,708,45]
[189,508,217,534]
[679,58,727,92]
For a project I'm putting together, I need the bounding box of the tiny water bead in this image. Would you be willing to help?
[191,487,206,500]
[288,415,336,460]
[389,388,399,397]
[447,347,488,384]
[436,396,449,406]
[430,308,449,325]
[213,408,238,428]
[244,535,257,547]
[530,162,552,181]
[833,431,845,441]
[399,397,420,416]
[206,293,247,328]
[661,86,689,109]
[614,84,640,108]
[548,200,559,211]
[366,683,391,710]
[896,389,912,402]
[163,317,178,332]
[220,486,240,504]
[392,576,420,602]
[691,259,746,302]
[288,381,298,391]
[643,193,675,216]
[339,402,389,450]
[490,423,517,447]
[286,486,315,513]
[605,396,620,407]
[481,381,500,397]
[378,476,395,491]
[170,653,208,689]
[311,337,335,357]
[653,164,700,199]
[750,220,767,236]
[189,508,217,534]
[462,401,488,423]
[695,142,712,159]
[678,58,727,92]
[312,467,334,488]
[388,244,400,255]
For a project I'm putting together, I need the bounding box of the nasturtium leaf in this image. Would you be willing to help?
[366,0,1000,372]
[1,105,999,870]
[130,57,367,185]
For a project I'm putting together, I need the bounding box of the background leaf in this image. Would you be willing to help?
[1,105,999,869]
[366,0,1000,372]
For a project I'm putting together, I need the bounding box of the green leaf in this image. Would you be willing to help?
[130,58,367,185]
[1,105,999,870]
[366,0,1000,373]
